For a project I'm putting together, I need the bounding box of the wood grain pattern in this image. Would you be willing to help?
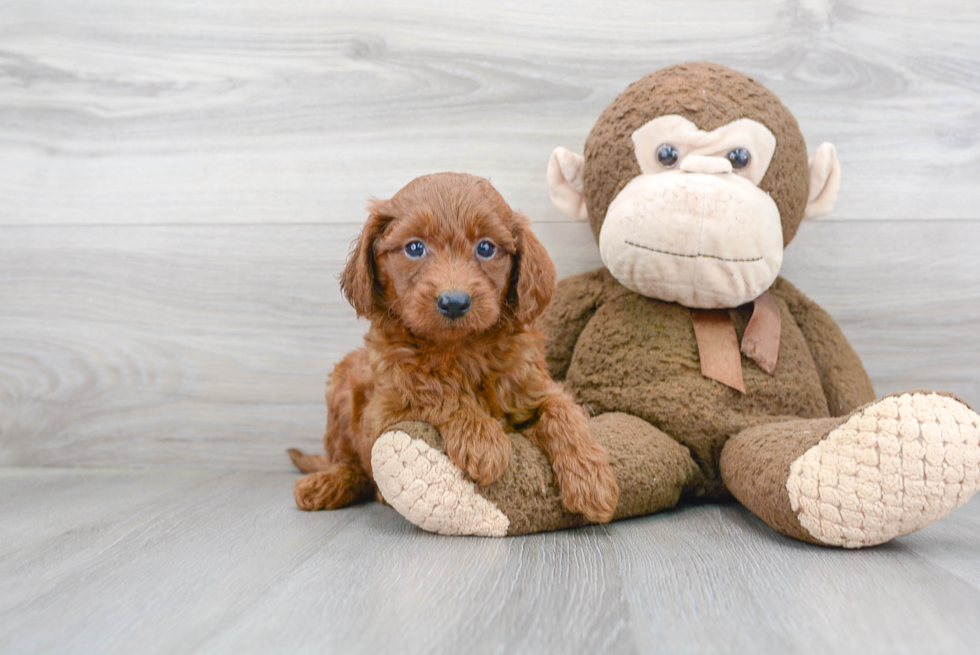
[1,220,977,470]
[1,0,979,227]
[0,467,978,654]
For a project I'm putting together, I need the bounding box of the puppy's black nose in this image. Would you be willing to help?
[437,291,472,319]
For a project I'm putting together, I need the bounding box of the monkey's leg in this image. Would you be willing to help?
[721,392,980,548]
[370,412,702,536]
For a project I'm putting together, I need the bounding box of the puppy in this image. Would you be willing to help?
[288,173,619,523]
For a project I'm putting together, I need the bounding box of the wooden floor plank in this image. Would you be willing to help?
[609,504,980,653]
[1,0,979,227]
[1,468,977,654]
[0,469,359,653]
[199,515,636,655]
[896,502,980,590]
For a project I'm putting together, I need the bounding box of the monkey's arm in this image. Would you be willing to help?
[770,277,876,416]
[538,268,609,381]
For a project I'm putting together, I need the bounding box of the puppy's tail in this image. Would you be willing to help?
[287,448,331,473]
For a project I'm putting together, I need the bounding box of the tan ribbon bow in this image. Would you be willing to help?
[689,292,781,393]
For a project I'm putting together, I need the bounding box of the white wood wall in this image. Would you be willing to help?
[1,0,978,470]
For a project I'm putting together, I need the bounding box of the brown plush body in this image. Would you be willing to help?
[368,64,980,546]
[544,269,873,500]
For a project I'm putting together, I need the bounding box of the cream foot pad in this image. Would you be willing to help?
[787,393,980,548]
[371,430,510,537]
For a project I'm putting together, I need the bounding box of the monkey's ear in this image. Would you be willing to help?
[547,147,588,220]
[803,143,842,220]
[340,200,392,318]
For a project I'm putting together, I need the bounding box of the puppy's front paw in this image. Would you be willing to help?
[555,444,619,523]
[445,419,512,487]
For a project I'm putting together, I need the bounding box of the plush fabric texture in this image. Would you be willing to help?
[373,391,980,544]
[372,425,510,537]
[786,392,980,548]
[631,116,777,185]
[721,391,980,548]
[547,147,588,220]
[599,170,784,307]
[720,416,842,545]
[541,270,875,498]
[582,62,810,245]
[372,415,700,536]
[804,143,842,220]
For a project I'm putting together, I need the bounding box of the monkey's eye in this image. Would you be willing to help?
[656,144,680,168]
[727,148,751,170]
[475,240,496,259]
[404,241,426,259]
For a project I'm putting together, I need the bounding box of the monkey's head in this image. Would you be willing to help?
[547,62,840,308]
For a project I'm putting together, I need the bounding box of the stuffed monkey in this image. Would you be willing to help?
[369,62,980,547]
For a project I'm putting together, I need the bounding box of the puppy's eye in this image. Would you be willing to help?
[727,148,751,170]
[657,144,679,168]
[475,240,496,259]
[404,241,426,259]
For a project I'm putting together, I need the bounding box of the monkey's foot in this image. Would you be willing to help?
[788,393,980,547]
[372,415,699,537]
[371,423,510,537]
[724,392,980,548]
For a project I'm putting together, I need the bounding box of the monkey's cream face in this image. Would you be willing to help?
[598,115,784,309]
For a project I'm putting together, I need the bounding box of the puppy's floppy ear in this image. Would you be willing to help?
[510,212,556,325]
[340,199,393,318]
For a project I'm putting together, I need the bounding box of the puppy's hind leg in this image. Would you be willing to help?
[292,347,375,510]
[288,348,366,475]
[294,461,374,511]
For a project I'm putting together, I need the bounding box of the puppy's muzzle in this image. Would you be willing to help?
[437,291,472,320]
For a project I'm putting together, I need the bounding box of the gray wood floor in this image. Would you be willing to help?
[1,467,979,655]
[2,0,980,653]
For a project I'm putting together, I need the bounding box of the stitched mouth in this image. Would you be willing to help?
[624,240,763,263]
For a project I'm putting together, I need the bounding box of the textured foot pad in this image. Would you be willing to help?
[787,393,980,548]
[371,430,509,537]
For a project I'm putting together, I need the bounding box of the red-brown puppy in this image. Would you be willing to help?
[288,173,619,523]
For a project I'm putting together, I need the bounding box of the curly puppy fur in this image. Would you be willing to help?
[289,173,619,522]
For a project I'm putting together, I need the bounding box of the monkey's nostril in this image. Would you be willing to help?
[437,291,472,320]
